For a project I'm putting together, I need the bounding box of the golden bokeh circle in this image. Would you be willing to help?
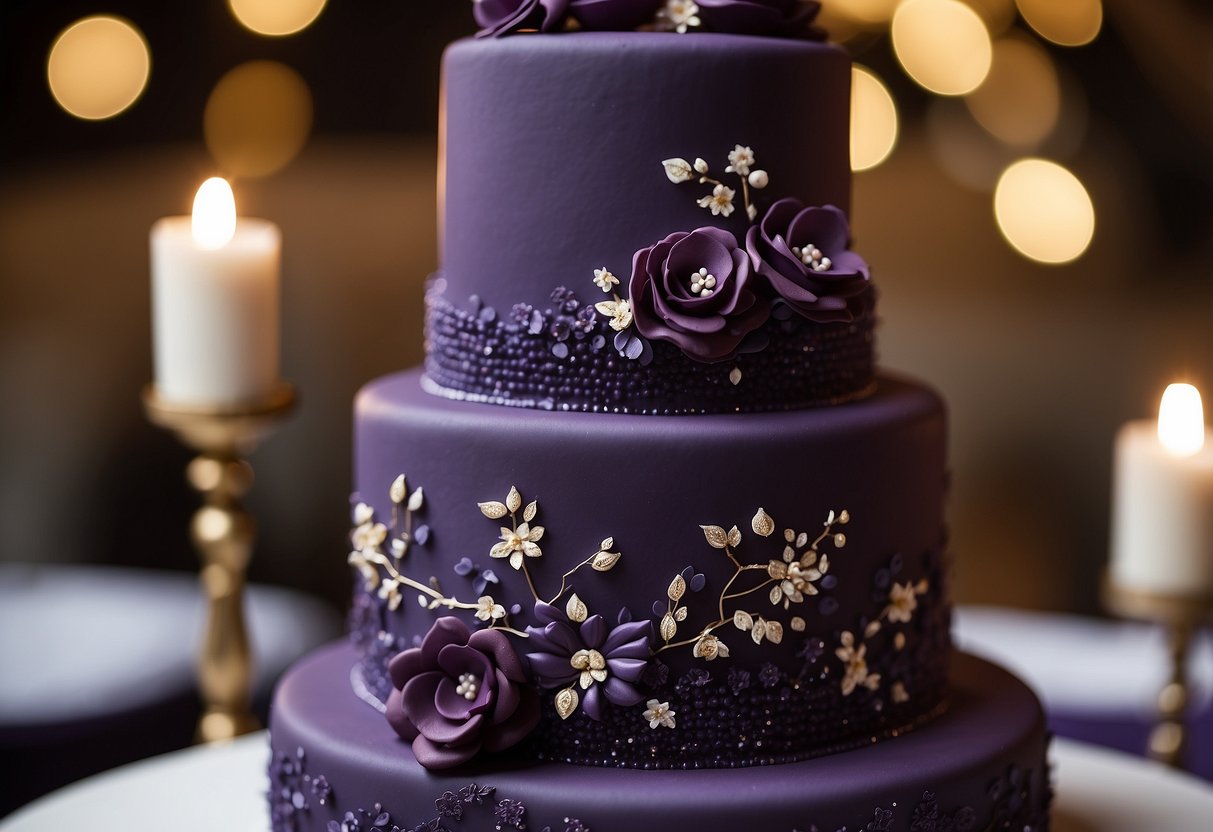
[204,61,314,179]
[892,0,993,96]
[965,36,1060,148]
[1016,0,1102,47]
[228,0,328,37]
[994,158,1095,264]
[47,15,150,121]
[851,66,899,172]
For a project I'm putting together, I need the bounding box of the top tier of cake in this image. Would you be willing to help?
[426,32,874,414]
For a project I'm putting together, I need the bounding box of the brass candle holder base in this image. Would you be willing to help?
[144,383,296,743]
[1102,576,1213,770]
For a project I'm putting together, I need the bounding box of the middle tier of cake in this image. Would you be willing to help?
[348,369,950,768]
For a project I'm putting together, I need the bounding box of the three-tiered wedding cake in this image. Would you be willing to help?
[268,4,1052,830]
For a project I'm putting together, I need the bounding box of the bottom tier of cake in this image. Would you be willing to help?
[268,643,1051,832]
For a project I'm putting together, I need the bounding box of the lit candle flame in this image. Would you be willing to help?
[192,177,237,250]
[1158,383,1205,457]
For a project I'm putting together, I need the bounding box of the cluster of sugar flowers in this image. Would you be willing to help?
[594,145,870,367]
[471,0,825,39]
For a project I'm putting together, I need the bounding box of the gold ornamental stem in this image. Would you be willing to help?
[1102,576,1213,772]
[144,384,295,744]
[1148,622,1191,768]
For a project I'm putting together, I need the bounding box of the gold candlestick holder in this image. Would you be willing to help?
[1102,576,1213,769]
[143,382,296,743]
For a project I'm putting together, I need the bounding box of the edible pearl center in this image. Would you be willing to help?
[455,672,480,701]
[792,244,832,273]
[690,267,717,296]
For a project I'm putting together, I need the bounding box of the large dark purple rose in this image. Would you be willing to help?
[745,199,870,323]
[473,0,571,38]
[525,602,652,721]
[696,0,823,38]
[629,226,770,363]
[570,0,661,30]
[385,617,540,770]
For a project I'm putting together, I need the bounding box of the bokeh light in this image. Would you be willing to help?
[964,36,1060,148]
[851,66,899,171]
[1015,0,1102,47]
[204,61,313,179]
[994,159,1094,264]
[830,0,901,25]
[892,0,993,96]
[961,0,1016,36]
[47,16,150,121]
[229,0,327,37]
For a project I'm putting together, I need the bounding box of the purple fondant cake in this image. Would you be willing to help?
[267,4,1052,830]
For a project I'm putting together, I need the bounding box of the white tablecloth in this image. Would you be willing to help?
[3,733,1211,831]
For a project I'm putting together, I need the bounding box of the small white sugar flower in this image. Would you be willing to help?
[656,0,701,34]
[697,184,736,218]
[643,699,677,730]
[885,581,919,624]
[594,297,633,332]
[489,522,545,570]
[726,145,756,176]
[475,594,507,622]
[378,578,403,612]
[593,267,620,293]
[662,158,695,183]
[351,521,388,552]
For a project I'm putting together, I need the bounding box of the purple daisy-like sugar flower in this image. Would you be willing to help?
[570,0,662,30]
[473,0,571,38]
[745,199,871,323]
[385,617,540,770]
[629,226,770,363]
[525,601,652,720]
[696,0,823,38]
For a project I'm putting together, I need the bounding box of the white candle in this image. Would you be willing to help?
[1110,383,1213,597]
[151,178,281,407]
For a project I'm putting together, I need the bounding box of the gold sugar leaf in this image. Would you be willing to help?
[733,610,753,631]
[667,574,687,602]
[673,606,688,622]
[591,550,621,572]
[826,509,836,525]
[865,620,882,638]
[523,500,538,523]
[834,533,847,549]
[407,487,424,513]
[389,475,407,505]
[796,532,808,548]
[660,612,677,642]
[765,620,784,644]
[791,616,806,632]
[566,593,588,623]
[769,585,783,606]
[555,687,579,720]
[700,525,729,549]
[506,486,522,513]
[751,508,775,537]
[600,536,614,551]
[751,619,767,645]
[478,501,508,520]
[784,528,795,543]
[727,526,742,548]
[839,510,851,524]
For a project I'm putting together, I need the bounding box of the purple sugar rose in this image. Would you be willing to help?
[745,199,870,323]
[696,0,823,38]
[570,0,662,30]
[473,0,571,38]
[385,617,540,770]
[629,226,770,363]
[525,602,652,721]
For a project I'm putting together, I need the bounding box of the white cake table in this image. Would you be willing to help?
[2,733,1211,831]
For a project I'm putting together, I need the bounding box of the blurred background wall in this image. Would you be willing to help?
[1,0,1210,618]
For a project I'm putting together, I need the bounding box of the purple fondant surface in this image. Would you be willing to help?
[439,33,852,313]
[268,642,1052,832]
[348,368,950,765]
